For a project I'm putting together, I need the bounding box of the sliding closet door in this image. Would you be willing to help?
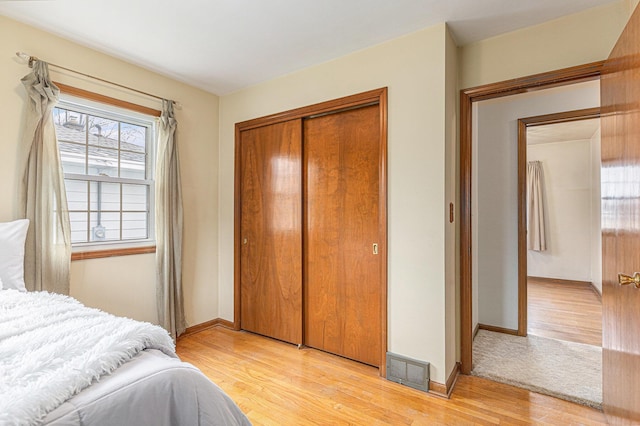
[304,104,381,366]
[240,119,302,345]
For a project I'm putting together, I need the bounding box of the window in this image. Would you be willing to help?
[54,96,156,251]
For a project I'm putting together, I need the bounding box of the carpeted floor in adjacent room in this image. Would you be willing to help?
[471,329,602,409]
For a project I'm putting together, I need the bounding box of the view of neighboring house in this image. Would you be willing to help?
[54,108,150,243]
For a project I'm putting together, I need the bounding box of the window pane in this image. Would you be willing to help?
[64,179,88,211]
[90,212,120,242]
[54,108,87,136]
[122,212,148,240]
[120,122,146,153]
[69,211,88,244]
[87,116,118,148]
[122,184,148,212]
[120,152,146,179]
[59,142,87,175]
[90,182,121,211]
[55,108,88,175]
[87,146,119,177]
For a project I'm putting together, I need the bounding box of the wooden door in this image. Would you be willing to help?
[304,104,382,366]
[601,4,640,423]
[240,119,303,345]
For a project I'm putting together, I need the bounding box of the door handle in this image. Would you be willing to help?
[618,272,640,288]
[373,243,378,255]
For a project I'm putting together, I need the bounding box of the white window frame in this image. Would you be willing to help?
[56,94,157,253]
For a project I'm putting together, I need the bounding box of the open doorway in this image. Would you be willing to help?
[466,79,603,408]
[521,112,603,348]
[460,62,605,374]
[470,82,600,338]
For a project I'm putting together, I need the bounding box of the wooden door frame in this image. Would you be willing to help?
[233,87,389,375]
[516,107,602,338]
[460,63,604,375]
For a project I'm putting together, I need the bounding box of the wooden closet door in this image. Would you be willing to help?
[240,119,302,345]
[304,104,381,366]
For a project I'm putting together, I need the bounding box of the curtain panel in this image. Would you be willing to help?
[156,100,186,340]
[20,61,71,294]
[527,160,546,252]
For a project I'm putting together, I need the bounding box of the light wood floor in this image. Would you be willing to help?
[527,278,602,346]
[177,327,606,425]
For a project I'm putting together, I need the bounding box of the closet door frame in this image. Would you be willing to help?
[233,87,388,375]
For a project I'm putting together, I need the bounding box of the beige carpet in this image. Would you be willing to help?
[471,330,602,409]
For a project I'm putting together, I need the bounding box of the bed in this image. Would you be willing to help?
[0,221,250,426]
[0,289,250,426]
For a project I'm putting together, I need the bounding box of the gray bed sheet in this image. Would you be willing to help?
[42,349,251,426]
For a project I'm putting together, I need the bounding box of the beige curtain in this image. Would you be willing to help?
[156,100,186,340]
[20,61,71,294]
[527,161,546,251]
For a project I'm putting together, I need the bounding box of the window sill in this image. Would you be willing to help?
[71,245,156,261]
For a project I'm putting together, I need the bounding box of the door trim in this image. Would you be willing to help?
[460,62,604,375]
[233,88,388,375]
[516,107,601,337]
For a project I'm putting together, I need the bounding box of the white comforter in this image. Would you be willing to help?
[0,289,175,425]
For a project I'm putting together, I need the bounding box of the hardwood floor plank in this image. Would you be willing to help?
[177,327,606,425]
[527,278,602,346]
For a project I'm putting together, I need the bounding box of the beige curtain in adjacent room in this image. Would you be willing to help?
[156,100,186,340]
[20,61,71,294]
[527,160,546,251]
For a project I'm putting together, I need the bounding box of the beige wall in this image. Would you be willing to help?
[528,138,598,283]
[460,0,634,89]
[0,15,220,326]
[219,23,455,383]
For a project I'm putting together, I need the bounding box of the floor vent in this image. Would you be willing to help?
[386,352,430,392]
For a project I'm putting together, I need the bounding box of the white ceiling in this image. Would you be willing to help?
[0,0,620,95]
[527,118,600,145]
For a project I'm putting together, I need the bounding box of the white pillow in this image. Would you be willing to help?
[0,219,29,292]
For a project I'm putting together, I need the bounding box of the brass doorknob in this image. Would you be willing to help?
[618,272,640,288]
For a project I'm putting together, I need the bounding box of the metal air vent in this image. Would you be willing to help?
[386,352,430,392]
